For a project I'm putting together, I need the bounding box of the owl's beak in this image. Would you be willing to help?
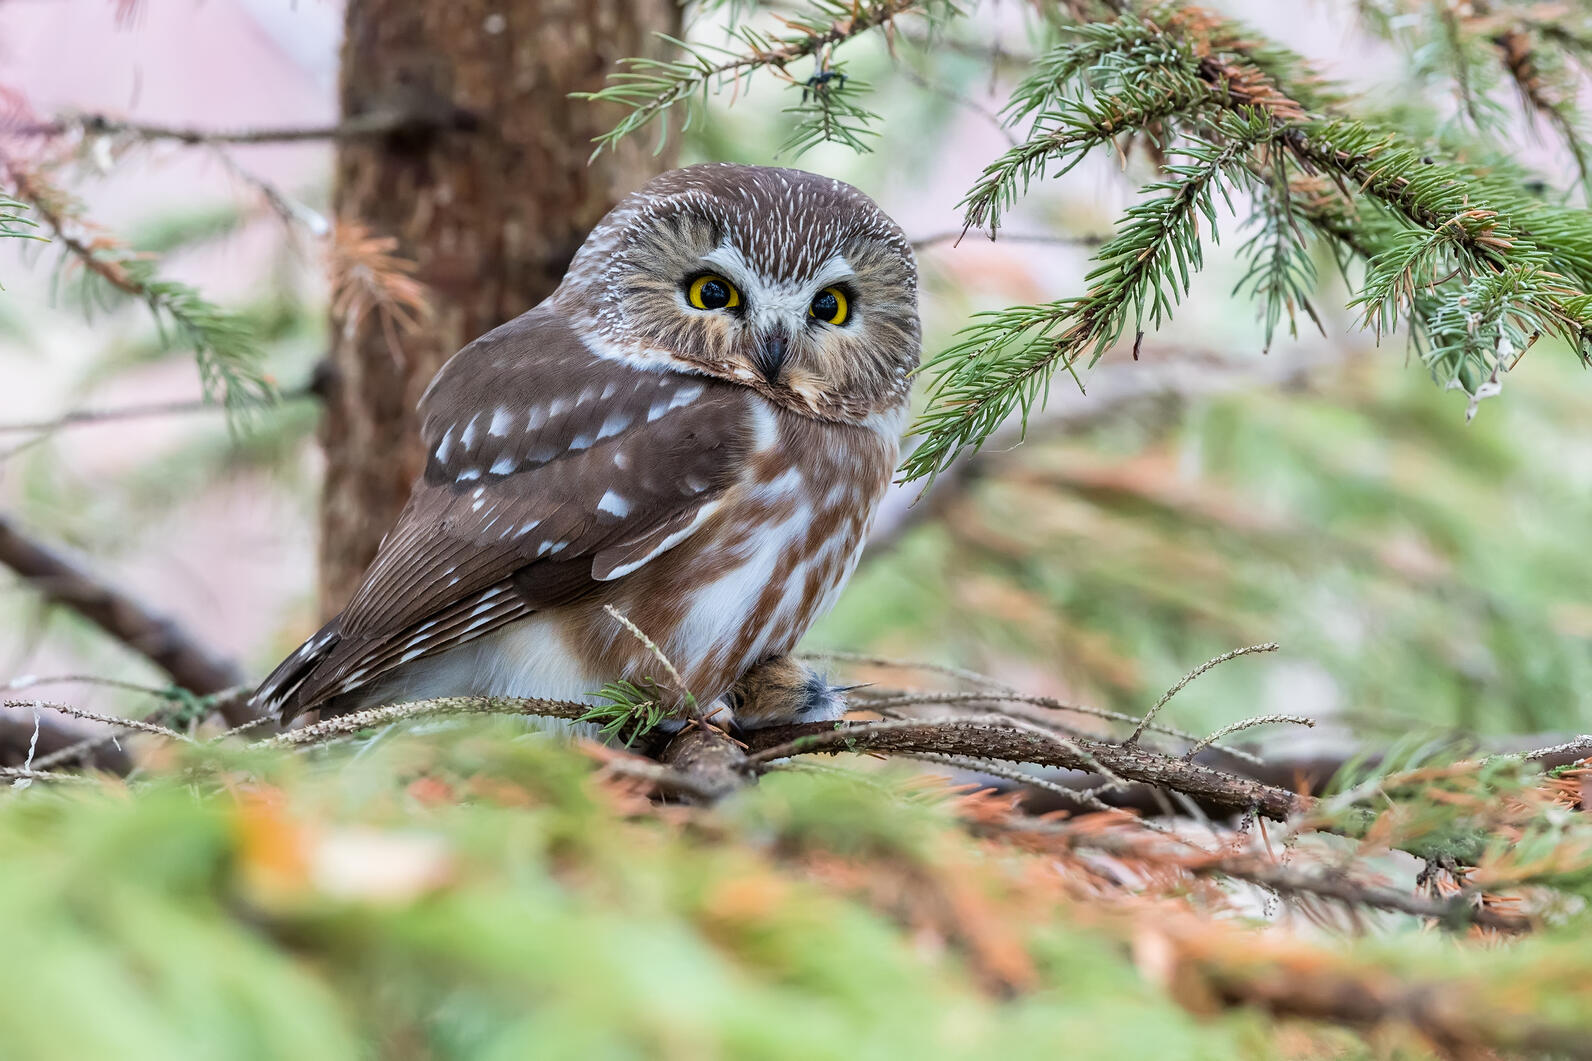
[753,328,788,384]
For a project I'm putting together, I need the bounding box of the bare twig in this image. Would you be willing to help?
[0,708,131,775]
[8,107,475,146]
[980,812,1530,933]
[1125,643,1279,746]
[268,695,590,746]
[1183,713,1314,759]
[2,699,195,744]
[910,230,1107,250]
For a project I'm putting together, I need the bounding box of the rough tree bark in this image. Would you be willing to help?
[319,0,679,615]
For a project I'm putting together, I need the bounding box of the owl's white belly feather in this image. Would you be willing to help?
[358,614,605,706]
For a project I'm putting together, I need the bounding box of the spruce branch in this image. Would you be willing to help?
[905,3,1592,480]
[906,111,1274,482]
[575,0,930,156]
[4,164,274,417]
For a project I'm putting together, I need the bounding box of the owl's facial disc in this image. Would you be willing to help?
[687,244,865,393]
[568,165,921,423]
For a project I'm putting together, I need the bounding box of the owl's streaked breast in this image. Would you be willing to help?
[572,394,901,707]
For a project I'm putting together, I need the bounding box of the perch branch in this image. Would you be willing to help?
[744,719,1311,820]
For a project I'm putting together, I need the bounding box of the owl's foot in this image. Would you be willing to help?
[724,655,854,730]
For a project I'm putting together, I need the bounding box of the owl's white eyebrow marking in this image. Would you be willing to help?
[809,255,855,290]
[597,489,631,518]
[488,408,513,437]
[490,455,517,475]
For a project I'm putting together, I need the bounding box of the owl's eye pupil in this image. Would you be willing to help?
[687,274,740,311]
[809,286,848,325]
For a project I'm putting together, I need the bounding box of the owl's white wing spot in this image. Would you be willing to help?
[458,468,483,483]
[435,428,455,465]
[597,490,631,518]
[488,407,513,438]
[670,383,705,409]
[614,450,631,470]
[460,414,482,451]
[514,520,541,538]
[568,433,594,451]
[526,404,548,430]
[547,397,571,418]
[490,455,517,475]
[596,412,631,440]
[598,501,721,580]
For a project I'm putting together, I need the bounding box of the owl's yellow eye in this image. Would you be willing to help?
[809,286,848,325]
[687,274,741,311]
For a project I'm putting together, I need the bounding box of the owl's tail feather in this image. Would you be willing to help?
[251,619,343,724]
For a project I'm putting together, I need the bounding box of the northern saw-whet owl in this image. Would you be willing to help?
[255,164,919,729]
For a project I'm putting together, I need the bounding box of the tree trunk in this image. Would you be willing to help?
[318,0,678,616]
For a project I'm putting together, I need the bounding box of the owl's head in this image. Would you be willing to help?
[559,164,920,424]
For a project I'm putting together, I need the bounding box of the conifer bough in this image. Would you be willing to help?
[581,0,1592,481]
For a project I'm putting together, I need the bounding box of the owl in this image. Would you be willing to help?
[255,163,919,730]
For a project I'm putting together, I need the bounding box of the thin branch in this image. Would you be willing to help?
[8,107,475,146]
[1125,643,1279,746]
[743,718,1311,820]
[1,699,195,744]
[981,812,1530,933]
[268,695,591,747]
[0,383,318,437]
[0,707,131,775]
[0,513,254,727]
[909,230,1107,250]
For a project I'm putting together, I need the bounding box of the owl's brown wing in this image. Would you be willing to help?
[255,306,756,721]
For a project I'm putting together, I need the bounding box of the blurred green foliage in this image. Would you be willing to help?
[7,719,1592,1060]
